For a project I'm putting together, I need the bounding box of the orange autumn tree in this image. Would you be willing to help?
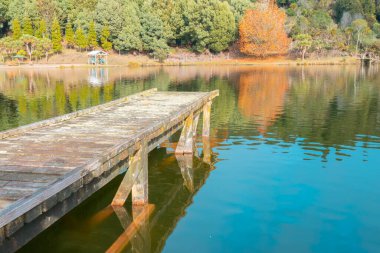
[239,0,290,57]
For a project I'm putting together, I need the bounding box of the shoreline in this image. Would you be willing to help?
[0,55,360,69]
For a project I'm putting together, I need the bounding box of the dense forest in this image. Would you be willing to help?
[1,0,380,62]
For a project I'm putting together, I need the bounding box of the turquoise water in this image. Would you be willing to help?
[0,66,379,252]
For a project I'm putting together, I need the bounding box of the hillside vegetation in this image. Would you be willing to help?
[0,0,380,63]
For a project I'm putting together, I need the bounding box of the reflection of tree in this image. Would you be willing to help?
[0,68,167,131]
[269,66,380,160]
[0,93,18,130]
[237,67,290,134]
[1,65,379,162]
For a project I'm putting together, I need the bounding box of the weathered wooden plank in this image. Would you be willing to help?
[0,189,35,201]
[0,200,14,210]
[0,165,74,174]
[0,172,60,183]
[2,181,50,189]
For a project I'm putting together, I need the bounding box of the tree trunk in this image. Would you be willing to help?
[302,48,306,61]
[356,32,361,56]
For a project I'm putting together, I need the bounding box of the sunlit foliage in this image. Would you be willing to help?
[239,0,290,57]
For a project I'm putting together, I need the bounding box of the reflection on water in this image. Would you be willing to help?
[1,65,379,253]
[88,68,109,86]
[237,67,290,134]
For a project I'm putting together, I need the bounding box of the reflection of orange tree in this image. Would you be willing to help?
[237,67,290,134]
[265,66,380,161]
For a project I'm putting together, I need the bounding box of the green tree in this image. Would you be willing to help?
[0,37,14,61]
[87,20,97,49]
[153,47,168,63]
[34,0,60,26]
[20,34,38,61]
[373,22,380,38]
[100,26,112,51]
[0,0,9,32]
[72,9,95,32]
[310,10,334,30]
[187,0,236,53]
[65,22,75,48]
[11,18,21,39]
[361,0,376,17]
[35,19,47,38]
[0,36,23,60]
[294,34,313,60]
[23,16,33,35]
[51,18,62,53]
[151,0,186,45]
[350,19,372,54]
[226,0,253,24]
[37,37,53,62]
[139,3,168,53]
[113,2,142,53]
[95,0,125,41]
[7,0,39,22]
[334,0,363,24]
[75,26,87,51]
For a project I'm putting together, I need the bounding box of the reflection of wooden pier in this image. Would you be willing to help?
[0,88,218,252]
[105,152,215,253]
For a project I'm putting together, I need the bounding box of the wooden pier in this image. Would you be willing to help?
[0,88,218,251]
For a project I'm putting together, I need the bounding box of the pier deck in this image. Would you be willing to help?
[0,88,218,248]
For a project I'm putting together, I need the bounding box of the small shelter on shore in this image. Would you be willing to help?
[87,50,108,65]
[11,55,27,65]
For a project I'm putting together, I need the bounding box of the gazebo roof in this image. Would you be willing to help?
[12,55,27,59]
[88,50,108,56]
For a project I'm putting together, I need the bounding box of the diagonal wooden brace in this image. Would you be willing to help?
[175,113,195,154]
[176,154,194,192]
[112,142,148,206]
[193,113,200,137]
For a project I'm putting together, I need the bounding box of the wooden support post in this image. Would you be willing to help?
[202,101,212,137]
[175,113,194,154]
[193,113,200,157]
[112,206,133,230]
[193,113,200,136]
[202,137,211,165]
[131,205,151,253]
[112,142,148,206]
[107,204,155,253]
[132,143,148,206]
[176,154,194,192]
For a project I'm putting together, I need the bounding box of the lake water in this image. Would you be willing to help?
[1,65,379,253]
